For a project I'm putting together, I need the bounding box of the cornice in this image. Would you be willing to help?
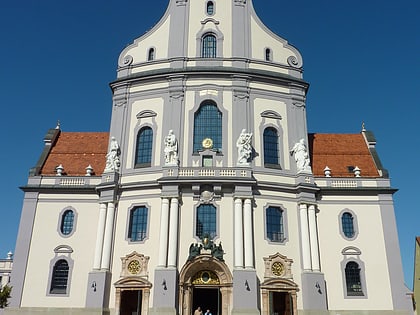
[111,66,308,91]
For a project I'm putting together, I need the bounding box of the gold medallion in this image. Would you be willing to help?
[202,138,213,149]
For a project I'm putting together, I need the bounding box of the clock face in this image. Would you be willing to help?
[128,260,141,275]
[202,138,213,149]
[271,261,285,276]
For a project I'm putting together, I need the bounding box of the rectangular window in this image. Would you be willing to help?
[128,206,148,242]
[266,206,285,242]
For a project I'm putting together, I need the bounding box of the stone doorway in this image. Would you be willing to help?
[120,290,142,315]
[270,291,292,315]
[193,287,221,315]
[179,254,233,315]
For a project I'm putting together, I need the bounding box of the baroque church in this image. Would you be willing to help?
[6,1,412,315]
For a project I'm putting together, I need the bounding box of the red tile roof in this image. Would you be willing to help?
[40,132,109,176]
[39,131,381,178]
[309,133,380,177]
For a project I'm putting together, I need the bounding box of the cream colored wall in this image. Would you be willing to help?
[253,98,289,169]
[253,195,304,308]
[250,16,297,65]
[126,97,164,168]
[21,194,99,307]
[317,198,394,310]
[187,1,232,58]
[121,16,171,64]
[109,193,162,307]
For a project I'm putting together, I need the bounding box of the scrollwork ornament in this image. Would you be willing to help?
[123,55,133,66]
[287,56,299,68]
[234,0,246,5]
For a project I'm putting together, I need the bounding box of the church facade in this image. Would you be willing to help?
[6,1,411,315]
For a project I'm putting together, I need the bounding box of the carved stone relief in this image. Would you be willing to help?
[120,251,150,278]
[263,252,294,280]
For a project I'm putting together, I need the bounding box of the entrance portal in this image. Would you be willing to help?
[120,290,142,315]
[193,288,221,315]
[270,292,291,315]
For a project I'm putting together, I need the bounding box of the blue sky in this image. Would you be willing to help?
[0,0,419,288]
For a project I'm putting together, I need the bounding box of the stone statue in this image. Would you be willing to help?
[164,130,179,166]
[290,138,311,172]
[104,137,121,172]
[236,129,253,165]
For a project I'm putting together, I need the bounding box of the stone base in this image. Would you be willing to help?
[149,307,177,315]
[3,308,110,315]
[231,308,260,315]
[300,272,327,310]
[297,310,412,315]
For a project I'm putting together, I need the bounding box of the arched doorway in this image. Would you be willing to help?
[179,254,233,315]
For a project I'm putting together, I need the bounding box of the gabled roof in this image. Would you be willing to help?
[40,132,109,176]
[37,131,382,178]
[309,133,380,177]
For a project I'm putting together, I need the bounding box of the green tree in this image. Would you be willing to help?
[0,285,12,308]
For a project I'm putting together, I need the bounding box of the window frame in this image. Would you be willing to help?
[339,209,359,240]
[127,205,150,243]
[264,47,272,61]
[193,101,223,153]
[47,246,74,296]
[135,126,154,168]
[194,203,219,241]
[57,207,77,238]
[341,258,367,299]
[195,28,224,60]
[263,127,281,168]
[201,33,217,58]
[264,204,288,244]
[147,47,156,61]
[206,1,215,16]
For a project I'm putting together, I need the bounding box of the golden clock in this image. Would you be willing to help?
[202,138,213,149]
[128,260,141,275]
[271,261,285,276]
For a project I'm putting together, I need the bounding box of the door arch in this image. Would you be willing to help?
[179,254,233,315]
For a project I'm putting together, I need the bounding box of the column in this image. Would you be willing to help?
[93,203,107,270]
[158,198,170,267]
[299,204,311,271]
[167,198,179,267]
[308,204,320,272]
[101,202,116,270]
[234,198,244,268]
[243,198,254,268]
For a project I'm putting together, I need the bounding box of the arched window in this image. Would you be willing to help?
[50,259,69,294]
[265,48,272,61]
[135,127,153,167]
[266,206,284,242]
[341,212,355,238]
[193,102,222,152]
[148,48,155,61]
[263,127,279,166]
[206,1,214,15]
[345,261,363,296]
[128,206,149,242]
[196,204,217,239]
[202,34,217,58]
[60,210,74,236]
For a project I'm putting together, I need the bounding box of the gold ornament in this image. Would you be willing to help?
[271,261,285,276]
[128,260,141,275]
[202,138,213,149]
